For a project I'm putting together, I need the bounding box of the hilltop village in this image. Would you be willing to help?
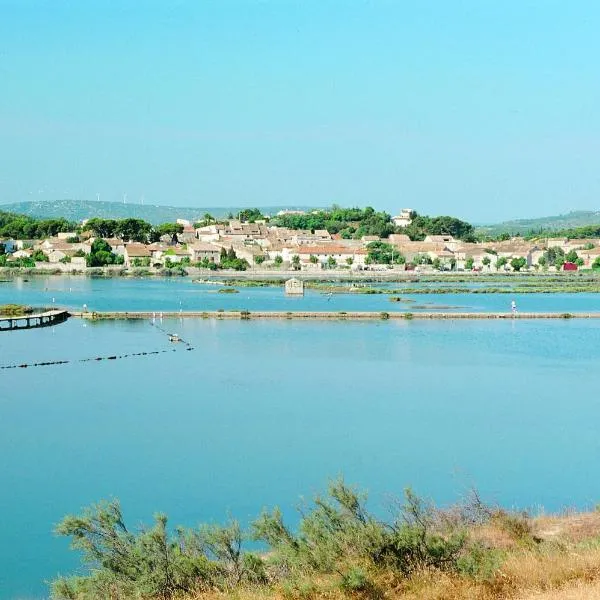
[1,207,600,274]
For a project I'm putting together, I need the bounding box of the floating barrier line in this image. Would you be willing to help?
[1,332,193,371]
[0,348,179,370]
[148,318,194,349]
[1,315,196,371]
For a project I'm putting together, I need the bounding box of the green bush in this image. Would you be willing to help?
[53,481,472,600]
[457,543,504,581]
[339,566,370,592]
[51,501,261,599]
[0,303,32,316]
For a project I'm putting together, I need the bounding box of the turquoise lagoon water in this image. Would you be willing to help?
[2,314,600,598]
[1,275,600,313]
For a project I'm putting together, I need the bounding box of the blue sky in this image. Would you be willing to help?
[0,0,598,222]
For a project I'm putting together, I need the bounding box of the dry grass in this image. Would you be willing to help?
[183,532,600,600]
[514,580,600,600]
[533,511,600,544]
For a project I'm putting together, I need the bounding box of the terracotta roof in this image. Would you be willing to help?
[389,234,411,243]
[190,242,221,252]
[125,244,151,257]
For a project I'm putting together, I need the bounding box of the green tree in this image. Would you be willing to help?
[115,218,153,243]
[291,254,300,270]
[510,257,527,272]
[413,253,432,265]
[217,247,250,271]
[274,255,283,266]
[496,256,508,270]
[84,218,118,239]
[404,214,475,241]
[32,249,48,262]
[309,254,318,264]
[273,206,396,239]
[544,246,565,266]
[238,208,263,223]
[90,239,112,254]
[86,239,124,267]
[482,256,491,268]
[366,241,405,265]
[326,256,337,268]
[464,257,474,270]
[565,250,579,264]
[152,223,184,243]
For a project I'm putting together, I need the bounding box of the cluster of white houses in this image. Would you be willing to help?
[3,219,600,271]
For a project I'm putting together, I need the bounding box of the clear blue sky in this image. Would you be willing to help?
[0,0,598,222]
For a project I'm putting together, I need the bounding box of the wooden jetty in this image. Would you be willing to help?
[70,310,600,321]
[0,309,70,332]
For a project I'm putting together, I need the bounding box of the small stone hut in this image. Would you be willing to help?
[285,278,304,296]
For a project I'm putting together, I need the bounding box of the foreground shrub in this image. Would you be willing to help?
[52,501,262,599]
[51,481,474,599]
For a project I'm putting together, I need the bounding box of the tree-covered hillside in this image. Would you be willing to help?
[0,200,315,225]
[477,210,600,237]
[273,206,475,241]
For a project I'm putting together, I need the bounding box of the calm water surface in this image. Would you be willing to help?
[1,301,600,598]
[1,275,600,313]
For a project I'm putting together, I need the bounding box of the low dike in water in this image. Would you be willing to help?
[70,310,600,320]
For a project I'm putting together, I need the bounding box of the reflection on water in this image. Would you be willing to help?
[1,317,600,599]
[1,275,600,313]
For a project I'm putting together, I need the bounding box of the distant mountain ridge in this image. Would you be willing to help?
[476,210,600,236]
[0,199,316,225]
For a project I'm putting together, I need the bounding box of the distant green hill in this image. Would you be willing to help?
[477,210,600,236]
[0,200,315,225]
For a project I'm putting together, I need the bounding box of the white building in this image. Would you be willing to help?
[391,209,414,228]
